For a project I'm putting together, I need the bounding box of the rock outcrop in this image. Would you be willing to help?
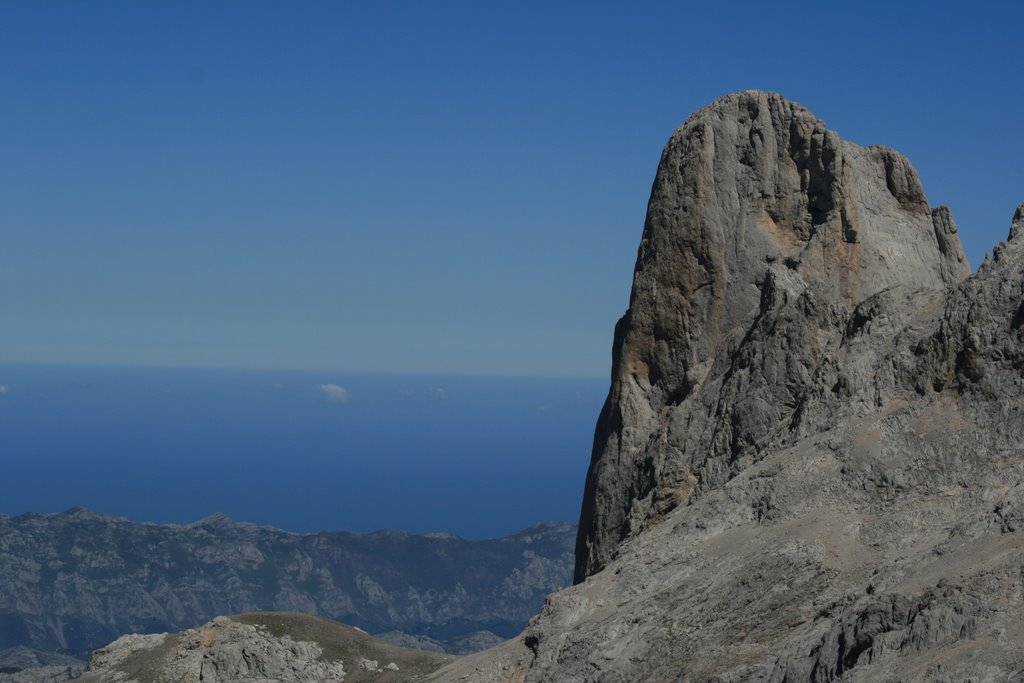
[429,92,1024,681]
[74,612,450,682]
[0,647,84,683]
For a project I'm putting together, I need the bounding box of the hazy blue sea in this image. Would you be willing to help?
[0,364,607,538]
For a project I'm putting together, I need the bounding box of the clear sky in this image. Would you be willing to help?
[2,1,1022,377]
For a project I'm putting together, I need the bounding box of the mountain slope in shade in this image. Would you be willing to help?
[429,92,1024,681]
[0,509,573,661]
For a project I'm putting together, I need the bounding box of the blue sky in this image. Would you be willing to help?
[2,1,1022,377]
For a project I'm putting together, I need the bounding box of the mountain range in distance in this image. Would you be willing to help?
[0,507,575,678]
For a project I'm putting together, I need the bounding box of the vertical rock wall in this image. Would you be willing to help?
[576,91,969,580]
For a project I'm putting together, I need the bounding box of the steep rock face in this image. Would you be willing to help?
[429,94,1024,681]
[576,91,969,579]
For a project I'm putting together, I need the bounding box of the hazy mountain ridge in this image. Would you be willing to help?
[0,508,574,664]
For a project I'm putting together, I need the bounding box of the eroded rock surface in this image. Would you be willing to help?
[0,647,84,683]
[430,92,1024,681]
[576,90,971,580]
[75,612,451,683]
[78,617,345,682]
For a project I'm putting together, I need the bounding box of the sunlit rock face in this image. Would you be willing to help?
[430,92,1024,682]
[577,90,970,581]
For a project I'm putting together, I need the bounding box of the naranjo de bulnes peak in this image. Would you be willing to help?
[75,91,1024,682]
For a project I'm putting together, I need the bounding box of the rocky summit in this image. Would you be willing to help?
[428,91,1024,681]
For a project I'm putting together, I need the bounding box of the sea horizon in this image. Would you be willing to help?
[0,363,605,539]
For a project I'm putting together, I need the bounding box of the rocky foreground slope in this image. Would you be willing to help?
[75,612,451,683]
[0,509,573,664]
[429,92,1024,681]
